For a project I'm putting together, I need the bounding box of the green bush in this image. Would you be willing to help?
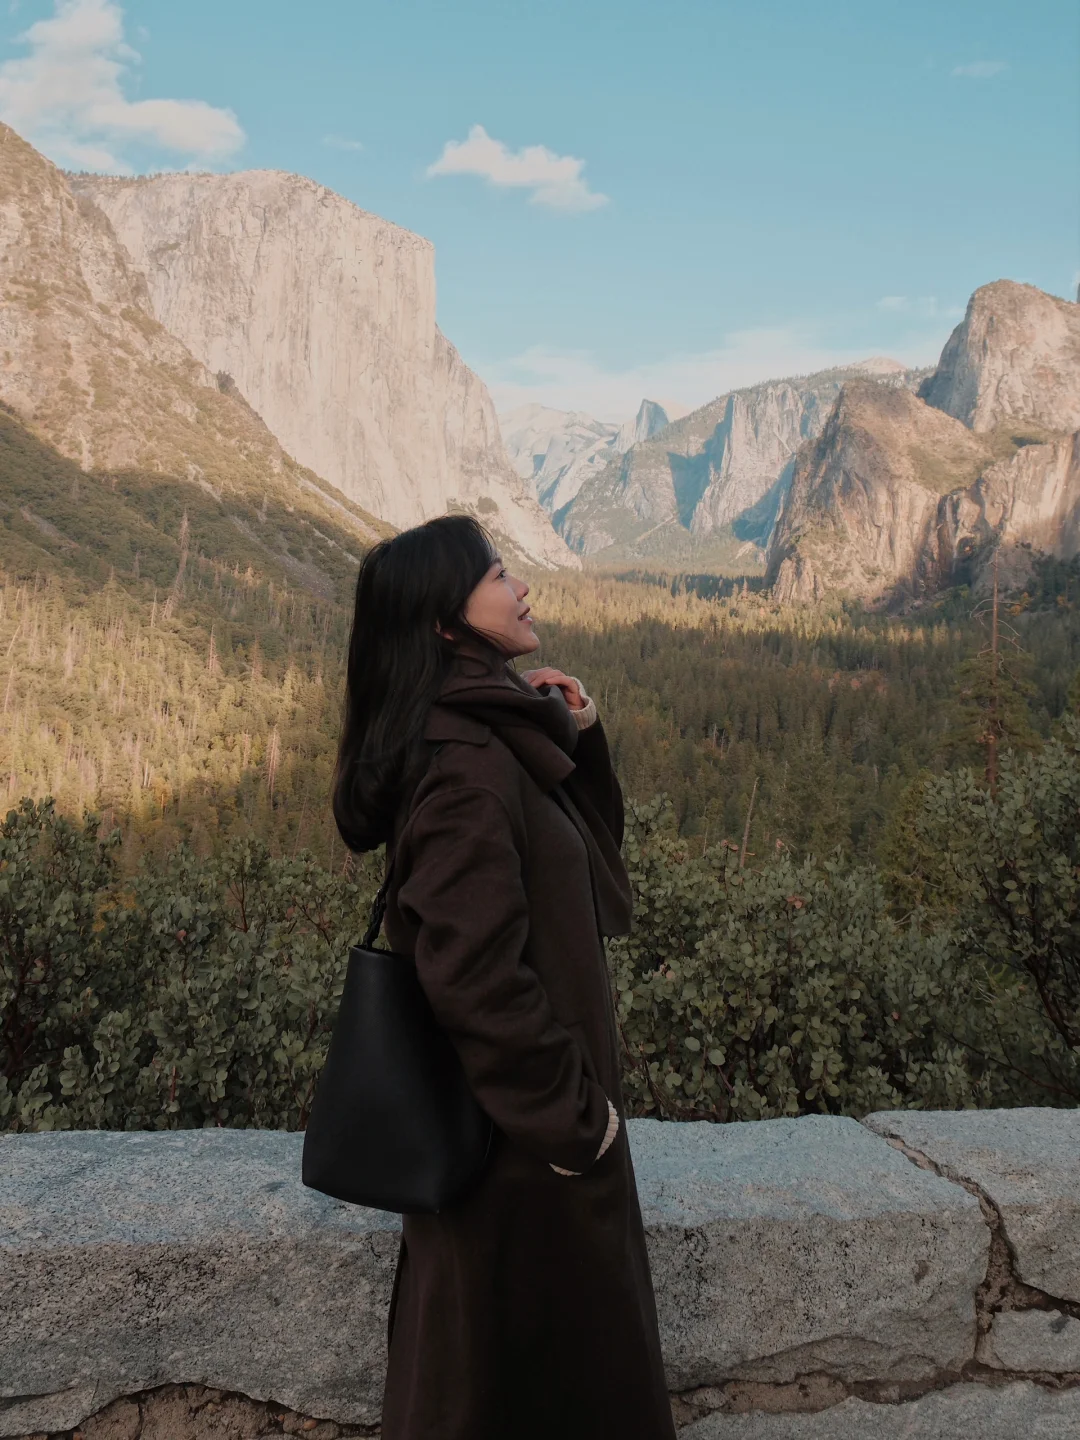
[4,717,1079,1133]
[910,715,1080,1103]
[609,797,983,1122]
[0,798,366,1131]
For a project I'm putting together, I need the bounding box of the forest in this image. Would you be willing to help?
[3,408,1080,1131]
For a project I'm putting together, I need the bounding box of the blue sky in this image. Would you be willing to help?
[2,0,1077,420]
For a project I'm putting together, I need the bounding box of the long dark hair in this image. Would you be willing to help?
[333,514,508,851]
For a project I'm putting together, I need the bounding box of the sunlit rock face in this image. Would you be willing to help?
[558,363,925,564]
[767,283,1080,607]
[920,281,1080,435]
[500,399,669,516]
[766,382,992,605]
[0,121,391,558]
[71,169,574,568]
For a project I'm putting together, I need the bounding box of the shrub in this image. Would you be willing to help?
[6,722,1079,1135]
[911,715,1080,1103]
[608,797,983,1122]
[0,798,366,1131]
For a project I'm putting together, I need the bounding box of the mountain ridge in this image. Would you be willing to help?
[500,397,670,516]
[556,361,930,566]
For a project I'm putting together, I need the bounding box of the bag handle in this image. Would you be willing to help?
[362,741,445,950]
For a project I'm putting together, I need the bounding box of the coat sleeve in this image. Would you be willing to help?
[567,718,625,849]
[395,782,612,1174]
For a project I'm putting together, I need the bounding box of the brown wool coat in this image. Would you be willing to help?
[378,668,676,1440]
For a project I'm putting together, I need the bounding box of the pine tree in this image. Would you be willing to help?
[941,553,1039,791]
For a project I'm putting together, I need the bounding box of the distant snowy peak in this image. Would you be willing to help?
[499,398,670,516]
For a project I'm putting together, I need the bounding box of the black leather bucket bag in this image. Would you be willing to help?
[302,754,495,1214]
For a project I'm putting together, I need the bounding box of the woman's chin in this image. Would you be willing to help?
[503,630,540,660]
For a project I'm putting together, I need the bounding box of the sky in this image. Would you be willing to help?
[1,0,1077,423]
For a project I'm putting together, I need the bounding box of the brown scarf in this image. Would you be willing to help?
[431,659,634,938]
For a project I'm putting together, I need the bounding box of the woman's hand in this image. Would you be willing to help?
[520,667,586,711]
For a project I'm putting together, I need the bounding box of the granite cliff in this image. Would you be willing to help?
[768,282,1080,606]
[558,360,926,567]
[500,398,669,515]
[69,170,572,569]
[919,281,1080,435]
[0,123,387,558]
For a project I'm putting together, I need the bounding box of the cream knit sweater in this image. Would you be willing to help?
[547,679,621,1177]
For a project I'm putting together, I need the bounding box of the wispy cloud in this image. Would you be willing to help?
[427,123,607,212]
[875,295,964,318]
[322,133,363,152]
[485,324,948,425]
[0,0,244,173]
[951,60,1008,79]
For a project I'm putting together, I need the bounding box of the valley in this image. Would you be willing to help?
[1,119,1079,876]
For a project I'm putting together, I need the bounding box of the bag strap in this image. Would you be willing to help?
[362,741,445,949]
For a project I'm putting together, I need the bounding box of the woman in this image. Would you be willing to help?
[333,514,677,1440]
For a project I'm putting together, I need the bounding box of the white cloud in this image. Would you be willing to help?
[878,295,934,314]
[951,60,1008,79]
[483,325,949,425]
[0,0,244,173]
[322,133,363,152]
[427,123,607,211]
[876,296,965,320]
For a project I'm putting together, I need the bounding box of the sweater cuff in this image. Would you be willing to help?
[568,678,597,730]
[550,1098,619,1176]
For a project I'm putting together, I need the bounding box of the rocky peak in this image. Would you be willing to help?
[614,399,669,454]
[766,277,1080,609]
[557,362,926,563]
[766,381,992,605]
[499,398,668,518]
[919,280,1080,435]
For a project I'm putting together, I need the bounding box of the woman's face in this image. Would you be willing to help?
[459,556,540,659]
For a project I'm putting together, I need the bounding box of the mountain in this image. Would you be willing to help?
[764,382,995,604]
[918,281,1080,434]
[767,282,1080,606]
[500,398,669,515]
[69,169,573,569]
[556,361,927,567]
[0,124,387,567]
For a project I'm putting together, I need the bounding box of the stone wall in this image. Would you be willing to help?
[3,1110,1079,1438]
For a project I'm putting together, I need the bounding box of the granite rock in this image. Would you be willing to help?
[679,1382,1080,1438]
[559,362,925,561]
[983,1310,1080,1373]
[920,280,1080,435]
[70,170,572,567]
[0,1130,400,1434]
[863,1108,1080,1301]
[629,1115,986,1389]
